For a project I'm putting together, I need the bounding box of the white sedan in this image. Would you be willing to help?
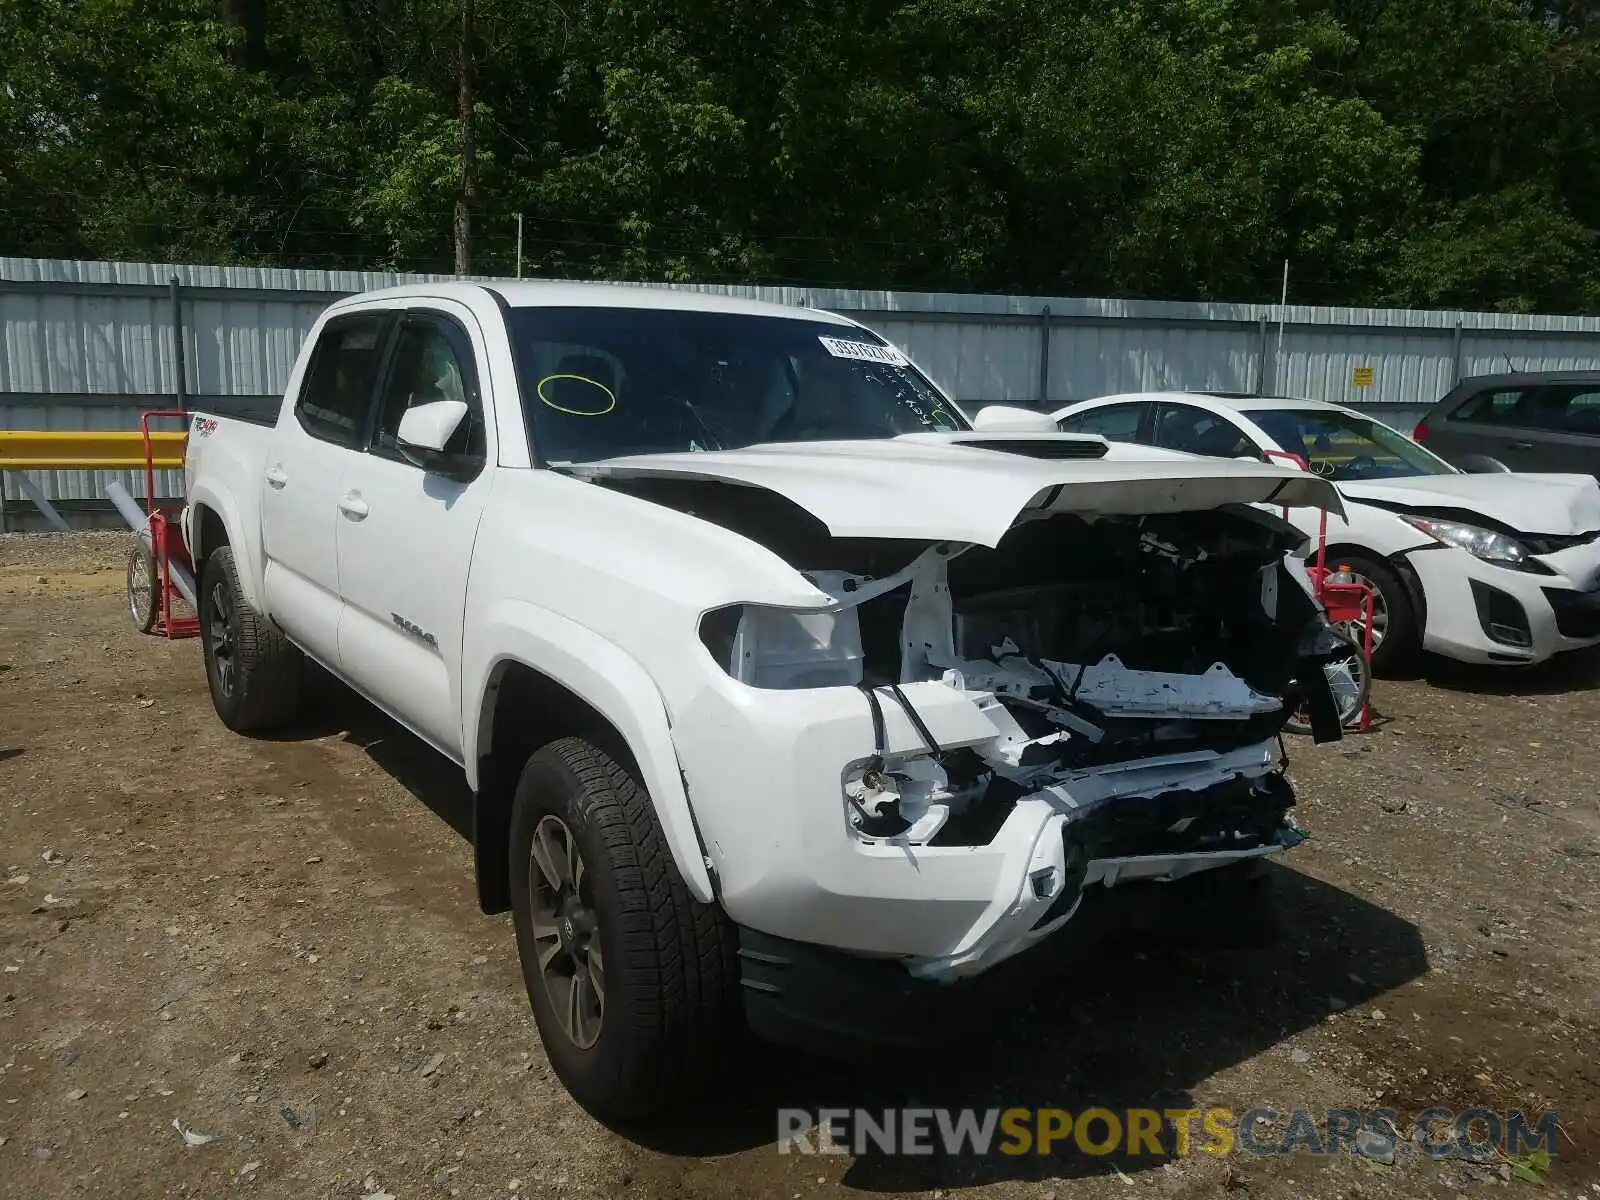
[1048,391,1600,673]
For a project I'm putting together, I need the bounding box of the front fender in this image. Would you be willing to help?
[1334,505,1446,560]
[463,600,715,904]
[186,480,267,612]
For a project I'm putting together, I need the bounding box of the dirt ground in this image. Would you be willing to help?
[3,531,1600,1200]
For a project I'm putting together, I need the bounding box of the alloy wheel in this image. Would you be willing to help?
[527,815,605,1050]
[207,582,237,698]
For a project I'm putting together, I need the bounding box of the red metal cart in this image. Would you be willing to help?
[126,409,200,640]
[1265,449,1375,732]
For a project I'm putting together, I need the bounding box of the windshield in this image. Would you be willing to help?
[504,307,967,464]
[1249,408,1458,481]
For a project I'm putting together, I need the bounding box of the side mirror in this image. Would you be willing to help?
[396,400,478,478]
[1456,454,1511,474]
[971,404,1061,433]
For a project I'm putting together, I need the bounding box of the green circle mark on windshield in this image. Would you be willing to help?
[931,407,959,430]
[537,374,616,417]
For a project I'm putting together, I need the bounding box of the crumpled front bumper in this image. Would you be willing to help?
[1405,537,1600,665]
[672,676,1306,982]
[899,745,1303,982]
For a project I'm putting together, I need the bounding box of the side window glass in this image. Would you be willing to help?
[1450,389,1525,425]
[1155,405,1257,458]
[372,315,487,465]
[1553,387,1600,435]
[1057,403,1147,442]
[295,313,392,447]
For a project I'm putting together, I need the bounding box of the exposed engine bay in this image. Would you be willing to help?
[648,474,1350,856]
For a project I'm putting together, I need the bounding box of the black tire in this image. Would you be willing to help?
[1323,551,1418,675]
[508,736,739,1122]
[197,545,302,732]
[126,540,157,634]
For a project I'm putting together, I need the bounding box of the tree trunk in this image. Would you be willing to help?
[220,0,266,71]
[454,0,477,276]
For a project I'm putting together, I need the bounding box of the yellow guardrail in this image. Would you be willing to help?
[0,430,187,470]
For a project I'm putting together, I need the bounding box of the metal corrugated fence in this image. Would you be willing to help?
[4,255,1600,526]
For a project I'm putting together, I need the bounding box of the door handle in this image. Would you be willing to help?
[265,465,289,489]
[1509,440,1534,451]
[337,493,369,520]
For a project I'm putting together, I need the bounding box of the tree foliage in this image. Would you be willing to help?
[1,0,1595,311]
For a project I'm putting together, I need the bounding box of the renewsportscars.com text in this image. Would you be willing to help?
[777,1106,1559,1161]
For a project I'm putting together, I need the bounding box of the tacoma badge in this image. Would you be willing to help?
[390,612,438,648]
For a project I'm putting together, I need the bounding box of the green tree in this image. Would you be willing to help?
[0,0,1594,311]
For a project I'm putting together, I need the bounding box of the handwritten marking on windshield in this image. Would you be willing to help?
[536,374,616,416]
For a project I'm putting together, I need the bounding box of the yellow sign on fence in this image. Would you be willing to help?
[1352,366,1374,387]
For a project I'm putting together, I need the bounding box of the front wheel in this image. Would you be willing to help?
[508,737,739,1122]
[197,545,302,732]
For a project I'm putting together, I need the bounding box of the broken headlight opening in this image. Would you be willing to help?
[698,504,1343,848]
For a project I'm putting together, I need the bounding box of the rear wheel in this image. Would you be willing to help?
[198,545,302,732]
[508,736,739,1121]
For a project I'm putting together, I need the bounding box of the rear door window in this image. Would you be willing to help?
[1552,387,1600,435]
[1153,403,1260,458]
[295,313,395,448]
[1056,402,1152,443]
[1448,388,1530,425]
[1448,384,1600,435]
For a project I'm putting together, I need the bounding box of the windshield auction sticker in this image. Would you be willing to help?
[818,336,910,367]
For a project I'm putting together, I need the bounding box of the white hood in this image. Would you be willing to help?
[574,434,1342,547]
[1339,472,1600,536]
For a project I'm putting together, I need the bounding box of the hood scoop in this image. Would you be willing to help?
[916,433,1110,460]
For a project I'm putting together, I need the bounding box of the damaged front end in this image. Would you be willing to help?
[696,500,1349,979]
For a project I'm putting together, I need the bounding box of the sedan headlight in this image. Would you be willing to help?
[1399,515,1528,567]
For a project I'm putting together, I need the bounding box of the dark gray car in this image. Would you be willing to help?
[1413,372,1600,479]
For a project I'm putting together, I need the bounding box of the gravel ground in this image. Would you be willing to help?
[3,531,1599,1200]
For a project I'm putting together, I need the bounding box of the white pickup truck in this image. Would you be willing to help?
[181,281,1348,1120]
